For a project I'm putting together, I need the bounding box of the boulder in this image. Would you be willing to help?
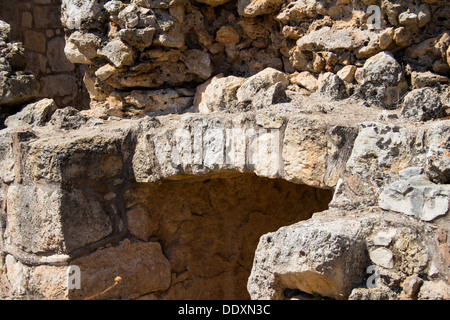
[289,71,318,92]
[5,98,57,129]
[61,0,104,30]
[401,88,444,122]
[194,74,246,113]
[236,67,289,108]
[247,211,369,300]
[98,40,136,68]
[354,52,408,109]
[316,72,346,100]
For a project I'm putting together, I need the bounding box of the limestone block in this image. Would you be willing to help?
[379,174,450,221]
[70,240,171,300]
[247,211,368,300]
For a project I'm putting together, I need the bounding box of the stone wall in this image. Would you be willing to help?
[0,0,449,301]
[0,0,89,108]
[58,0,450,118]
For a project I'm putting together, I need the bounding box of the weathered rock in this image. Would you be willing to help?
[297,27,368,52]
[238,0,284,18]
[64,41,93,65]
[118,27,156,52]
[123,89,193,115]
[5,98,57,129]
[316,72,346,100]
[354,52,408,109]
[61,0,104,30]
[418,280,450,300]
[2,0,450,302]
[236,67,289,107]
[425,121,450,184]
[0,20,11,41]
[344,121,412,194]
[275,0,326,24]
[0,21,39,108]
[348,288,397,300]
[247,211,369,300]
[401,274,424,299]
[337,65,357,83]
[369,247,394,269]
[379,173,450,222]
[48,106,88,130]
[104,0,125,15]
[98,40,136,68]
[379,28,395,50]
[194,74,246,113]
[70,240,171,300]
[215,26,240,45]
[401,88,445,122]
[282,116,328,188]
[65,31,101,64]
[411,71,450,89]
[117,4,140,29]
[289,71,318,92]
[183,49,213,80]
[406,31,450,68]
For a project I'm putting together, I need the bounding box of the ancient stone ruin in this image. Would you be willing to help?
[0,0,449,300]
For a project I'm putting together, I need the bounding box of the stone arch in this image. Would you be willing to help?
[121,171,334,299]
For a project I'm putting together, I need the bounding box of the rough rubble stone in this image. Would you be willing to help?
[1,0,449,301]
[0,21,39,108]
[247,211,369,300]
[61,0,104,30]
[65,31,101,64]
[316,72,346,100]
[289,71,318,92]
[425,121,450,184]
[236,67,289,107]
[0,20,11,41]
[411,71,450,89]
[401,88,444,122]
[48,106,88,130]
[297,27,370,52]
[98,40,136,68]
[238,0,284,18]
[194,74,246,113]
[354,52,408,109]
[379,173,450,222]
[5,98,57,129]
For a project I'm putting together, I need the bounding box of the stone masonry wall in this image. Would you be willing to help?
[0,0,449,301]
[0,0,89,108]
